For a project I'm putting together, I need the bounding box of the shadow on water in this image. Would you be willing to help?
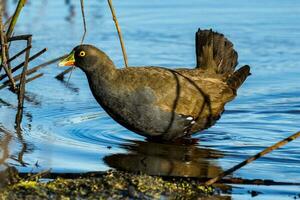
[56,77,80,93]
[104,139,223,179]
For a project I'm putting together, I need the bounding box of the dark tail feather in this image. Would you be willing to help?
[227,65,251,90]
[196,28,250,89]
[195,28,238,74]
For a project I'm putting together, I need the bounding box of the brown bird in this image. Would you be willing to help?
[59,29,250,141]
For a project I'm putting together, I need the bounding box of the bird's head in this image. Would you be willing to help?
[59,44,113,73]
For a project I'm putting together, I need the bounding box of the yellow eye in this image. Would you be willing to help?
[79,51,86,57]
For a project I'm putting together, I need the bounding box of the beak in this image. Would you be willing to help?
[58,52,75,67]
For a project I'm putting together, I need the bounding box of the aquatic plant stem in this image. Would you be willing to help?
[205,131,300,186]
[107,0,128,68]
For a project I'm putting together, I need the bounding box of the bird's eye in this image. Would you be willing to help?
[79,51,86,57]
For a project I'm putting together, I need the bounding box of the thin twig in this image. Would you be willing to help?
[219,177,300,186]
[55,67,73,80]
[0,55,61,90]
[65,0,88,85]
[107,0,128,68]
[4,15,13,29]
[6,34,32,71]
[11,48,47,73]
[7,45,32,63]
[205,131,300,186]
[30,54,67,73]
[6,0,27,38]
[56,0,86,79]
[0,80,14,90]
[26,169,52,181]
[8,34,32,42]
[0,48,47,81]
[15,73,43,88]
[80,0,86,44]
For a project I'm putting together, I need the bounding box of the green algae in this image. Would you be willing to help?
[0,170,225,200]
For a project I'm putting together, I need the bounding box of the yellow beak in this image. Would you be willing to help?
[58,52,75,67]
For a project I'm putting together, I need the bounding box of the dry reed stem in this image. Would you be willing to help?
[107,0,128,68]
[0,13,16,90]
[7,45,32,63]
[15,73,43,88]
[205,131,300,186]
[8,34,32,42]
[0,48,47,81]
[0,66,41,90]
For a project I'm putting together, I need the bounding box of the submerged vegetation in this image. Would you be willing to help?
[0,170,218,199]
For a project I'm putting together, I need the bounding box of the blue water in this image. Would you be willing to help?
[1,0,300,198]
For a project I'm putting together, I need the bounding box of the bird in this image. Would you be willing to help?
[59,29,250,141]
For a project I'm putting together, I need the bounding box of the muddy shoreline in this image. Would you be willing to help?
[0,168,227,199]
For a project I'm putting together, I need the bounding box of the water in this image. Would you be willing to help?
[1,0,300,198]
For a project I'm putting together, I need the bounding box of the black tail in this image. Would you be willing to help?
[195,28,250,89]
[195,28,238,74]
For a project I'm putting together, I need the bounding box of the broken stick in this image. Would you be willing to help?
[107,0,128,68]
[205,131,300,186]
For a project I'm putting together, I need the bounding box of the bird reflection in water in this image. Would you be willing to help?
[104,139,224,179]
